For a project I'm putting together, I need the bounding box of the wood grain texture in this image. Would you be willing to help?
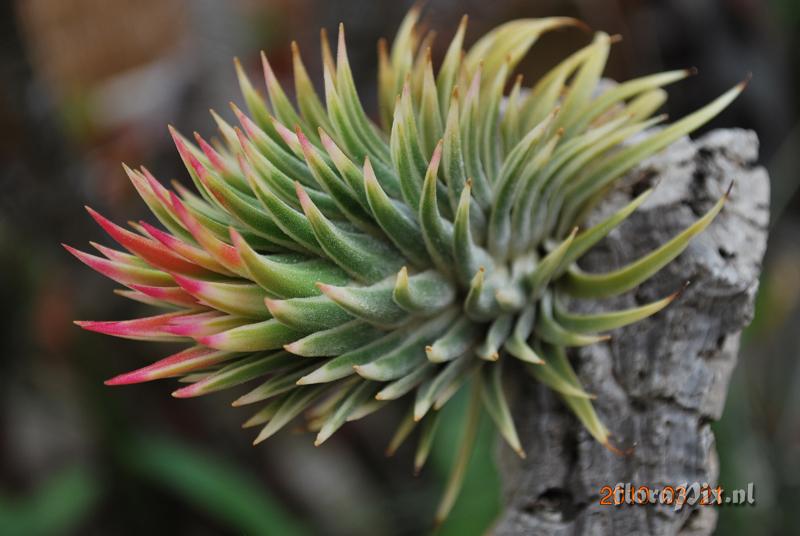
[494,129,769,536]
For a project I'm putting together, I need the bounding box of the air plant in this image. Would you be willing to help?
[67,8,744,523]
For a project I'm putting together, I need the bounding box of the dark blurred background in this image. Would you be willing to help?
[0,0,797,534]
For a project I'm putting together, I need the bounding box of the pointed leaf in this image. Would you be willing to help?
[554,288,680,333]
[376,362,435,401]
[284,320,384,358]
[481,362,525,457]
[414,412,441,474]
[475,314,513,361]
[317,278,408,328]
[106,346,238,385]
[354,308,458,381]
[535,291,610,347]
[230,228,348,298]
[265,294,353,331]
[315,380,379,445]
[391,267,456,314]
[297,327,412,385]
[363,158,431,267]
[199,319,306,352]
[296,183,405,283]
[172,351,296,398]
[253,385,328,444]
[426,316,481,363]
[172,274,270,319]
[561,189,728,298]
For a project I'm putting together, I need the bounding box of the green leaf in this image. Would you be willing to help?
[390,84,427,209]
[503,305,544,364]
[231,228,348,298]
[234,362,320,407]
[414,412,441,474]
[442,92,469,212]
[537,116,665,242]
[171,274,269,319]
[500,74,524,150]
[322,50,376,172]
[240,156,325,256]
[539,344,611,446]
[199,320,306,352]
[242,396,285,428]
[297,326,413,384]
[192,164,299,251]
[434,376,482,525]
[464,18,582,85]
[124,165,192,242]
[414,353,476,421]
[526,342,594,399]
[354,308,459,381]
[377,38,395,130]
[363,158,431,267]
[335,26,391,162]
[561,189,728,298]
[376,362,435,400]
[557,188,652,272]
[452,181,494,285]
[418,55,443,155]
[571,69,692,133]
[172,351,297,397]
[265,294,353,331]
[436,15,468,115]
[346,397,388,422]
[291,42,334,134]
[431,384,501,536]
[459,69,493,208]
[625,88,668,122]
[559,81,744,231]
[388,7,419,106]
[296,128,378,233]
[527,227,577,300]
[231,104,320,190]
[296,183,405,283]
[418,144,455,275]
[475,314,513,361]
[426,316,481,363]
[385,408,417,456]
[253,385,328,444]
[518,38,595,130]
[236,127,338,215]
[315,380,380,445]
[479,60,510,176]
[319,129,370,209]
[234,57,274,135]
[463,267,502,322]
[481,362,525,457]
[488,108,560,259]
[261,52,311,142]
[554,288,679,333]
[535,291,610,346]
[318,278,408,328]
[284,319,384,357]
[392,267,456,314]
[124,436,308,535]
[555,32,611,135]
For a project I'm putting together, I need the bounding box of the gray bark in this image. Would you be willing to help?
[494,129,770,536]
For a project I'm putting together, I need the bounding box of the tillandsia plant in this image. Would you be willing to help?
[67,8,745,523]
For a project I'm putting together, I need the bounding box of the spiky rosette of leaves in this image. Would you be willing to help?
[67,9,743,522]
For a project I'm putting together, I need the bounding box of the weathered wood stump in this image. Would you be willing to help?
[495,129,769,536]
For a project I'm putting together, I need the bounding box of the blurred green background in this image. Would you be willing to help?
[0,0,797,534]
